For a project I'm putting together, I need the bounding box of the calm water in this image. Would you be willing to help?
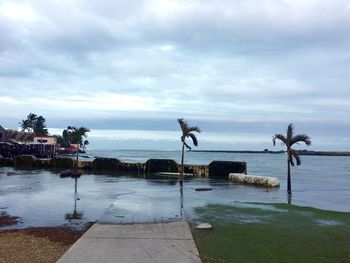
[0,151,349,229]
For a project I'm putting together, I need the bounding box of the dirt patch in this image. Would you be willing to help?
[0,222,93,263]
[23,223,93,246]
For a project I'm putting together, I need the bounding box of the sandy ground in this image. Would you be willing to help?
[0,213,93,263]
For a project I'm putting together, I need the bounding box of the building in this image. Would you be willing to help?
[0,125,34,144]
[33,136,57,145]
[0,125,56,158]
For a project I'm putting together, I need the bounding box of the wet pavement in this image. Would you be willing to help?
[57,221,201,263]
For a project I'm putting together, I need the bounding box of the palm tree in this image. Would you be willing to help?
[65,126,90,147]
[273,123,311,195]
[177,118,201,183]
[83,140,89,151]
[34,116,48,136]
[19,113,48,136]
[19,113,37,132]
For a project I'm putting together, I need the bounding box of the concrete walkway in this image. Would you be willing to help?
[57,221,202,263]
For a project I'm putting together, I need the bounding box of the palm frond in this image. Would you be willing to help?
[290,149,301,166]
[177,118,185,126]
[291,134,311,147]
[177,118,188,134]
[272,134,287,146]
[187,126,201,133]
[187,132,198,146]
[289,152,295,166]
[178,118,200,149]
[184,140,192,150]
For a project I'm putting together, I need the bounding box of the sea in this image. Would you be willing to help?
[89,149,350,212]
[1,149,349,229]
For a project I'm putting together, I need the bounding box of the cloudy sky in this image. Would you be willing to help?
[1,0,350,150]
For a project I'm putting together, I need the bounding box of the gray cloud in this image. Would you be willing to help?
[0,0,350,149]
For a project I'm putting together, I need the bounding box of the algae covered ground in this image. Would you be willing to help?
[191,203,350,263]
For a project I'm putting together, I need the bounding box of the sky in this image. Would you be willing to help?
[1,0,350,150]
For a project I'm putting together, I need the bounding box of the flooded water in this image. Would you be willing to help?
[1,152,350,229]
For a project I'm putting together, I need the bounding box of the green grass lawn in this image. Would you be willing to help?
[191,203,350,263]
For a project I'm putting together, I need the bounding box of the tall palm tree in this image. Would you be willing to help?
[19,113,48,136]
[66,126,90,147]
[273,123,311,195]
[19,113,37,132]
[177,118,200,182]
[34,116,49,136]
[62,126,90,170]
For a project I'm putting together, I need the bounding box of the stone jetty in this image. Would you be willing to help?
[229,173,280,187]
[0,155,247,178]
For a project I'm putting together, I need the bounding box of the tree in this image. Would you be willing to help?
[56,135,69,148]
[273,123,311,195]
[19,113,37,132]
[67,126,90,148]
[19,113,48,136]
[34,116,49,136]
[55,126,90,150]
[177,118,200,183]
[83,140,89,151]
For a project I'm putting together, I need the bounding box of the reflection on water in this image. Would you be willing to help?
[288,193,292,205]
[180,184,184,219]
[62,176,84,221]
[0,159,350,229]
[65,192,83,220]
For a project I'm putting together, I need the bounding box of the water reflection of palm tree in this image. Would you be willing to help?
[64,175,83,220]
[180,184,184,219]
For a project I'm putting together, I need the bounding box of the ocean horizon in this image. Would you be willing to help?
[48,127,350,152]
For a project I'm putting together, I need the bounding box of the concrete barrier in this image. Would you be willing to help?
[209,161,247,178]
[0,156,256,181]
[0,157,13,167]
[35,158,51,169]
[144,159,178,173]
[51,157,75,169]
[78,160,92,170]
[229,173,280,187]
[14,155,36,168]
[92,158,123,171]
[123,162,144,173]
[183,164,208,177]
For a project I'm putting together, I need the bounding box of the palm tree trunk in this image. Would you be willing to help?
[180,141,185,185]
[180,141,185,218]
[287,153,291,195]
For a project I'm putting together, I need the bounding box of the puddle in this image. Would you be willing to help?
[232,202,288,213]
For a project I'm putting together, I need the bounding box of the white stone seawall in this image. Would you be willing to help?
[229,173,280,188]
